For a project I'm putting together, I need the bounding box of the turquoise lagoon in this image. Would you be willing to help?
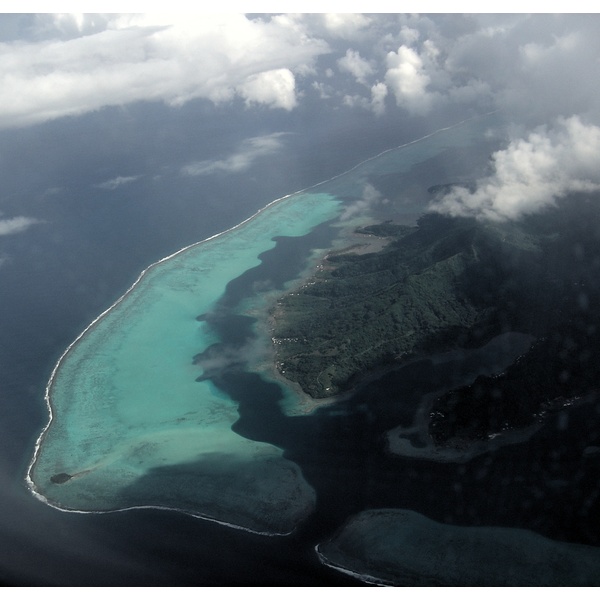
[28,115,500,535]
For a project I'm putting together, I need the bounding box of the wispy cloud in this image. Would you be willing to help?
[0,215,42,236]
[341,183,388,221]
[95,175,140,190]
[181,133,289,177]
[429,116,600,222]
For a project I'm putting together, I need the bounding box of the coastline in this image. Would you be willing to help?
[27,110,499,511]
[26,184,335,502]
[315,546,391,586]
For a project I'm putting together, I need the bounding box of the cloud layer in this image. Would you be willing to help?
[0,13,329,128]
[1,13,600,226]
[1,14,600,128]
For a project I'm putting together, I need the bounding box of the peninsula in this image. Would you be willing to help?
[271,191,600,443]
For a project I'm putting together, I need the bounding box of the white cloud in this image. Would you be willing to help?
[370,82,388,116]
[0,216,41,236]
[181,132,288,177]
[2,14,600,134]
[320,13,371,39]
[385,45,436,115]
[338,49,374,86]
[237,69,297,110]
[429,116,600,222]
[95,175,140,190]
[0,13,330,129]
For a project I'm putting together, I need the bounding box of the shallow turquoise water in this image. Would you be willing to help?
[29,191,340,533]
[28,114,501,535]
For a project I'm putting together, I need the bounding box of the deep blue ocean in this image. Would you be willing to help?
[1,102,599,585]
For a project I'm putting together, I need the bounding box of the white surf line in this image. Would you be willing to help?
[27,491,298,537]
[314,544,392,586]
[26,110,497,510]
[304,109,500,191]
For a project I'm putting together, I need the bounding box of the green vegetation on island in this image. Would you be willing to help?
[429,193,600,443]
[271,191,600,443]
[271,209,540,398]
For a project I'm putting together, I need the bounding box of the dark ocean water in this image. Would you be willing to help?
[184,219,600,564]
[0,101,423,585]
[2,104,599,585]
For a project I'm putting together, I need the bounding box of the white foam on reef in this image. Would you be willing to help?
[29,492,301,538]
[315,546,391,586]
[27,112,501,534]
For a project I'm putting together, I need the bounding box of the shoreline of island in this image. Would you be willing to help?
[27,111,497,518]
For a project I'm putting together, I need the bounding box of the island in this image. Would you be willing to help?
[271,191,600,445]
[29,111,598,584]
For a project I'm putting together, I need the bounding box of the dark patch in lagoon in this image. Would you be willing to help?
[117,451,316,537]
[221,219,340,310]
[191,221,340,381]
[50,472,72,484]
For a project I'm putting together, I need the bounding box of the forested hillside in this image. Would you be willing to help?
[272,192,600,443]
